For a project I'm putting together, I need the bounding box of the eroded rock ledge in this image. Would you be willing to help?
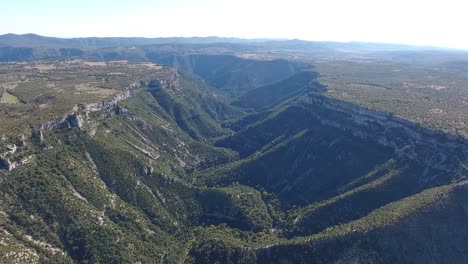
[40,88,139,131]
[299,93,468,178]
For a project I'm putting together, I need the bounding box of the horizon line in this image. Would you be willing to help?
[1,32,467,51]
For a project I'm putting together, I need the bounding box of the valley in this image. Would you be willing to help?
[0,35,467,263]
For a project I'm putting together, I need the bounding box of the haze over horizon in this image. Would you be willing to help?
[2,0,468,49]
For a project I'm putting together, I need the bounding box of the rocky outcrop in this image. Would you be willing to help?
[40,113,83,130]
[40,113,73,130]
[143,164,153,176]
[17,134,27,147]
[5,144,17,154]
[68,114,83,128]
[31,130,44,143]
[40,89,139,131]
[144,80,161,88]
[0,156,14,171]
[140,68,179,90]
[79,89,138,113]
[115,106,128,116]
[38,71,181,132]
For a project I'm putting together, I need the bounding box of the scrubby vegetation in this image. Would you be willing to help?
[317,60,468,137]
[0,47,466,263]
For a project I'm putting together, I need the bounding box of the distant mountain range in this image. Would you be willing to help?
[0,33,459,52]
[0,33,276,48]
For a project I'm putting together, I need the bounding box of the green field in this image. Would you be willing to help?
[1,91,20,104]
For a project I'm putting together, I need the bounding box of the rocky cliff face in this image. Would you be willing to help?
[212,89,467,231]
[0,156,14,171]
[80,88,139,113]
[299,93,467,180]
[1,81,142,172]
[38,75,167,133]
[40,88,139,131]
[140,68,179,90]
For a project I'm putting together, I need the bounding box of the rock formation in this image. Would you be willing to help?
[0,156,14,171]
[5,144,17,154]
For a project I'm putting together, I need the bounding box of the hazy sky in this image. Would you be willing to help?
[2,0,468,49]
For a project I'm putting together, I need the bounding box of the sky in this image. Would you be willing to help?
[2,0,468,49]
